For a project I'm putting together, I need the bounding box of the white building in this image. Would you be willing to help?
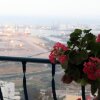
[0,81,20,100]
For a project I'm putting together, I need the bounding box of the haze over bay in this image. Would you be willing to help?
[0,16,100,25]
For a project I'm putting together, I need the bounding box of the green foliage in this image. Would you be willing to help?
[69,50,88,65]
[83,29,92,33]
[69,29,82,46]
[67,29,96,51]
[65,29,100,96]
[91,42,100,57]
[65,65,81,81]
[70,29,82,37]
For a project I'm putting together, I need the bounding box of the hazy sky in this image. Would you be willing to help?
[0,0,100,18]
[0,0,100,24]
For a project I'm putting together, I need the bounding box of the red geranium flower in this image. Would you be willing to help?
[58,55,68,64]
[83,57,100,80]
[96,34,100,42]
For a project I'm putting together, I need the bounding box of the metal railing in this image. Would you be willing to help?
[0,56,86,100]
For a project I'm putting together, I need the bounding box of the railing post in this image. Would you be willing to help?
[51,64,57,100]
[0,87,3,100]
[81,85,86,100]
[22,61,29,100]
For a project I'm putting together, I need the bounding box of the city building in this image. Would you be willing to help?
[0,81,20,100]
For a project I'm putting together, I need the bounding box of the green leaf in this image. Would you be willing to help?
[83,29,92,33]
[67,41,72,47]
[85,33,96,41]
[69,29,82,44]
[61,62,68,69]
[70,29,82,37]
[69,50,88,65]
[70,36,80,42]
[65,65,81,81]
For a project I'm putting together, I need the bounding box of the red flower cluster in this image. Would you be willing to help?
[49,42,69,64]
[58,55,68,64]
[83,57,100,80]
[53,42,68,51]
[96,34,100,42]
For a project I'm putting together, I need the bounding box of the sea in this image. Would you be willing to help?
[30,29,100,44]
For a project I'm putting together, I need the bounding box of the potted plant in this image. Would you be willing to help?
[49,29,100,100]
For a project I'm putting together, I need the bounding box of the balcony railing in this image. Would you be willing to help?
[0,56,86,100]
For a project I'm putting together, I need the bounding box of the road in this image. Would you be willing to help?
[0,68,63,80]
[0,33,49,58]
